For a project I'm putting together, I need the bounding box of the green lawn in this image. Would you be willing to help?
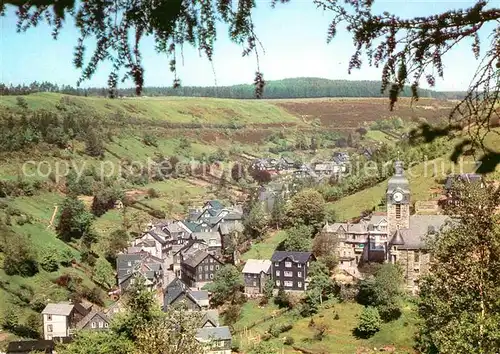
[0,93,302,124]
[236,300,418,354]
[241,231,287,261]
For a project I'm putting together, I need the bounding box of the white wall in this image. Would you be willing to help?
[43,314,68,340]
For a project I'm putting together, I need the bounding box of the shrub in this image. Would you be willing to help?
[284,337,294,345]
[148,209,166,219]
[269,323,293,338]
[354,306,381,338]
[261,333,272,341]
[40,248,60,272]
[334,313,340,320]
[378,302,402,322]
[147,188,160,198]
[143,133,158,147]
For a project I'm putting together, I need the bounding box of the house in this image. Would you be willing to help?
[104,299,126,319]
[172,240,209,277]
[6,338,72,354]
[323,160,452,293]
[271,251,315,292]
[132,228,168,259]
[313,161,342,177]
[192,232,222,256]
[203,200,224,210]
[157,220,193,248]
[181,250,224,288]
[75,311,110,331]
[195,326,232,354]
[116,253,164,292]
[242,259,272,295]
[42,303,75,340]
[277,156,296,171]
[442,173,484,205]
[163,278,209,310]
[199,310,220,328]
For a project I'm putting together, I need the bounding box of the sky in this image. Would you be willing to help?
[0,1,495,91]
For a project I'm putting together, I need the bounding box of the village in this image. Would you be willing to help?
[12,156,489,354]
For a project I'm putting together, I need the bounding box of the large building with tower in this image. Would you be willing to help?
[324,161,451,293]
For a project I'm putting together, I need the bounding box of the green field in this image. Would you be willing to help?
[0,93,301,124]
[234,300,418,354]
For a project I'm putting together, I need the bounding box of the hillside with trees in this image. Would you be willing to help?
[0,78,466,100]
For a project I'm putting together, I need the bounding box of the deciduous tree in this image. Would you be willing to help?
[282,225,313,252]
[56,196,93,241]
[206,265,244,306]
[416,182,500,354]
[285,189,326,231]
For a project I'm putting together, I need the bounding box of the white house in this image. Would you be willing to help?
[42,303,75,340]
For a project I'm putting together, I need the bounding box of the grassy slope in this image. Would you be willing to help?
[235,300,418,354]
[0,93,301,124]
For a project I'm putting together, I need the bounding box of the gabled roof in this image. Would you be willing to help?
[190,291,209,302]
[204,200,224,210]
[389,229,405,246]
[72,302,91,317]
[181,220,201,232]
[75,311,110,329]
[200,310,220,327]
[242,259,272,274]
[6,340,62,353]
[196,326,232,341]
[271,251,313,264]
[182,250,222,268]
[444,173,483,190]
[146,229,168,245]
[192,232,221,246]
[42,303,74,316]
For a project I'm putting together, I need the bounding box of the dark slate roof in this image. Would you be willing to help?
[164,278,190,306]
[395,215,451,249]
[205,200,224,210]
[444,173,483,190]
[271,251,313,264]
[387,161,410,194]
[75,311,109,329]
[389,229,405,246]
[182,249,220,268]
[190,291,209,302]
[196,326,232,341]
[7,340,55,353]
[200,310,220,327]
[182,220,200,232]
[147,229,167,245]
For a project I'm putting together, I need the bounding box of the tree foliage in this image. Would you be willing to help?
[57,330,134,354]
[244,202,269,240]
[206,265,244,306]
[312,230,339,270]
[1,226,38,277]
[56,196,93,242]
[354,306,382,339]
[285,188,326,231]
[357,263,404,322]
[416,182,500,354]
[282,224,313,252]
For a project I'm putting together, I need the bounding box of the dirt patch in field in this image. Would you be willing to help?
[274,98,454,128]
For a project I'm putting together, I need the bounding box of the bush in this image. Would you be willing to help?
[269,323,293,337]
[143,133,158,147]
[334,313,340,320]
[261,333,272,341]
[40,248,60,272]
[147,188,160,198]
[284,337,294,345]
[378,302,402,322]
[354,306,381,338]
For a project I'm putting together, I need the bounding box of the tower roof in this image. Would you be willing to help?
[389,229,405,246]
[387,160,410,194]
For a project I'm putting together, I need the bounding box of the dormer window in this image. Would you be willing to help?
[284,261,292,268]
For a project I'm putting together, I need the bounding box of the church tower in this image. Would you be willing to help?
[386,161,410,235]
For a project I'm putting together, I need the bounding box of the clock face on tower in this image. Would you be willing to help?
[393,191,404,202]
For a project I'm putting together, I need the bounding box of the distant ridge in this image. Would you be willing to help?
[1,77,466,100]
[120,77,466,100]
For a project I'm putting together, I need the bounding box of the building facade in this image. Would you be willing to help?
[271,251,315,292]
[242,259,272,295]
[181,250,224,288]
[42,304,75,340]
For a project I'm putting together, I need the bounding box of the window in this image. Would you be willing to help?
[285,261,292,268]
[252,281,257,287]
[199,274,203,280]
[204,265,208,271]
[284,271,293,277]
[297,263,302,268]
[275,280,281,286]
[216,265,220,270]
[275,270,280,276]
[91,322,96,328]
[284,281,293,287]
[130,279,135,285]
[218,341,224,347]
[47,314,52,321]
[47,335,52,340]
[395,204,401,219]
[210,274,214,279]
[297,271,302,278]
[392,254,397,263]
[414,252,420,263]
[205,273,209,280]
[128,261,131,267]
[274,262,279,267]
[104,323,109,328]
[47,325,53,332]
[99,322,104,328]
[210,265,214,271]
[298,282,303,288]
[126,269,131,274]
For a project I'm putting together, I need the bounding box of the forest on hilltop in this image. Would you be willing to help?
[1,77,465,100]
